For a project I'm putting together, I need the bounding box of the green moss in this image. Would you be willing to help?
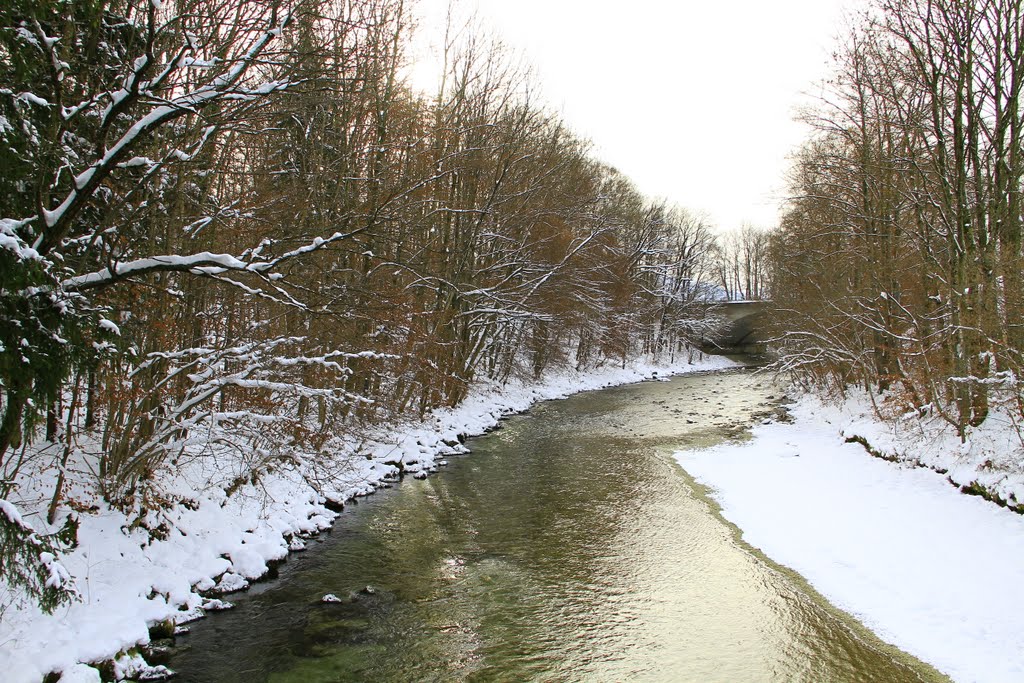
[147,618,176,640]
[956,479,1024,514]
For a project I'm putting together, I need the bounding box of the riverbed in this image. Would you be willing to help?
[168,368,945,682]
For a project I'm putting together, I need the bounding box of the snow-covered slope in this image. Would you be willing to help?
[676,391,1024,683]
[1,352,734,683]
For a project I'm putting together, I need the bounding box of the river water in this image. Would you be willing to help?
[168,367,946,682]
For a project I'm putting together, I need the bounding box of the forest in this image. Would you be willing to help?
[0,0,772,613]
[770,0,1024,437]
[4,1,1024,680]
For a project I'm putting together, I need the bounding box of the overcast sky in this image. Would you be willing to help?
[409,0,856,231]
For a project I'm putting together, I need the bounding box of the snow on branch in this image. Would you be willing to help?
[99,333,389,498]
[0,498,79,613]
[23,5,296,257]
[60,225,369,293]
[0,218,42,261]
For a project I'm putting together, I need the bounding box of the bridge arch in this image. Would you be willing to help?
[698,300,770,355]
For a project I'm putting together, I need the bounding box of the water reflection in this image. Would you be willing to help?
[170,368,946,682]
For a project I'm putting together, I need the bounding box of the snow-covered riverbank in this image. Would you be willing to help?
[1,352,734,683]
[676,391,1024,683]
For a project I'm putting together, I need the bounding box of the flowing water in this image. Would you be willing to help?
[168,367,947,682]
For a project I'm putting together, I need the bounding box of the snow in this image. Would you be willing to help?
[676,393,1024,683]
[38,552,74,591]
[112,652,171,681]
[832,390,1024,508]
[97,318,120,336]
[0,218,42,261]
[57,664,101,683]
[0,351,732,682]
[181,57,219,69]
[14,26,40,48]
[62,252,251,290]
[18,92,51,107]
[1,498,26,527]
[120,156,156,168]
[28,17,289,246]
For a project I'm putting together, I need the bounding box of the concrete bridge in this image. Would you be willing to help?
[698,300,770,355]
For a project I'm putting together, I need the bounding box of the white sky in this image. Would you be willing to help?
[408,0,856,230]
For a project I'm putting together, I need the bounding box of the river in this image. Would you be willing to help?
[167,367,946,682]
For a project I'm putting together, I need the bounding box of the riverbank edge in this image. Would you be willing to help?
[675,387,1024,683]
[2,351,736,683]
[802,388,1024,512]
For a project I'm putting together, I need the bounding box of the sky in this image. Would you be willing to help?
[409,0,855,231]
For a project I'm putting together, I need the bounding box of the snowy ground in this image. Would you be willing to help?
[676,391,1024,683]
[1,351,734,683]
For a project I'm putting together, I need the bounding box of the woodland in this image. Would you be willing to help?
[771,0,1024,438]
[8,0,1018,634]
[3,1,1023,680]
[0,0,768,614]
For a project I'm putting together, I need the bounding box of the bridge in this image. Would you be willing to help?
[698,300,770,355]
